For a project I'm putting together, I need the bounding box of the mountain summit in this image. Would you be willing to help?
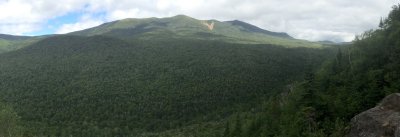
[71,15,319,47]
[0,15,320,54]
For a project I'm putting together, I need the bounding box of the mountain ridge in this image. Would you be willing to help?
[69,15,321,47]
[0,34,32,41]
[72,14,292,38]
[224,20,292,39]
[0,15,321,51]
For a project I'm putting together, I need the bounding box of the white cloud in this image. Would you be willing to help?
[0,0,398,42]
[0,23,41,35]
[0,0,89,35]
[56,19,103,34]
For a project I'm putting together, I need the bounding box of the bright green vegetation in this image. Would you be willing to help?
[215,4,400,137]
[0,35,333,136]
[72,15,322,48]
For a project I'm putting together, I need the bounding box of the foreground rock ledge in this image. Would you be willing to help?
[348,93,400,137]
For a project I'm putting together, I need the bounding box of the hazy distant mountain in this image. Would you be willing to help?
[317,40,353,45]
[0,34,31,41]
[224,20,292,39]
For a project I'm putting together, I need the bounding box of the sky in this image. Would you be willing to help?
[0,0,398,42]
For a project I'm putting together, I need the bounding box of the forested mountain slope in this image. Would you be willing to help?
[0,4,391,137]
[216,4,400,137]
[0,33,333,136]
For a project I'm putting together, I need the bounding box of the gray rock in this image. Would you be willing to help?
[348,93,400,137]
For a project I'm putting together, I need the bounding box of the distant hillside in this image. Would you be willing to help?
[0,34,42,53]
[71,15,321,47]
[0,34,31,41]
[224,20,292,39]
[317,40,352,45]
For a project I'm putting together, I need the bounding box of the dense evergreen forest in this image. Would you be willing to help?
[219,4,400,137]
[0,36,333,136]
[0,3,398,137]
